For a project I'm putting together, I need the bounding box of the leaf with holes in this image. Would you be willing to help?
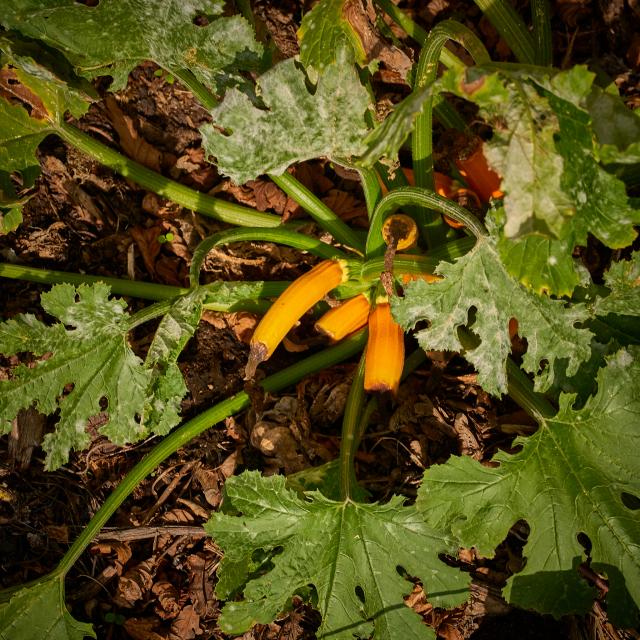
[391,225,593,396]
[206,471,469,640]
[0,283,194,469]
[418,347,640,626]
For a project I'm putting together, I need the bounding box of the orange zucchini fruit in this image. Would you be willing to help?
[247,259,348,376]
[364,299,404,395]
[315,293,371,342]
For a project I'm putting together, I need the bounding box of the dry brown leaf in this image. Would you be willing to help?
[130,224,163,276]
[162,508,196,524]
[90,540,133,574]
[104,95,163,172]
[186,554,217,618]
[114,558,156,607]
[9,407,45,471]
[169,604,201,640]
[152,580,182,620]
[123,617,166,640]
[0,67,48,119]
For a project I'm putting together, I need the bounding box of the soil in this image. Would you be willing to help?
[1,1,639,639]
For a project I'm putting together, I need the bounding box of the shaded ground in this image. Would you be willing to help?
[1,1,639,638]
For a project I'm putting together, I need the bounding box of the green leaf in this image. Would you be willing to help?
[0,88,53,180]
[585,84,640,165]
[418,347,640,626]
[591,252,640,318]
[206,471,469,640]
[1,33,94,121]
[0,283,187,469]
[141,289,204,435]
[298,0,367,77]
[0,0,262,92]
[441,66,573,238]
[496,233,582,297]
[440,64,640,293]
[391,230,593,396]
[0,33,94,213]
[201,52,371,184]
[0,574,95,640]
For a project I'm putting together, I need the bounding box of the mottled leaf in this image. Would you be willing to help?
[0,284,191,469]
[298,0,367,76]
[201,53,370,184]
[0,0,262,92]
[591,252,640,318]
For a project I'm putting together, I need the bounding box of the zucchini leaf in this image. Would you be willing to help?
[298,0,368,76]
[418,347,640,626]
[0,283,201,469]
[0,574,95,640]
[391,223,593,396]
[201,50,371,184]
[441,65,640,295]
[206,471,469,640]
[591,251,640,318]
[0,0,262,92]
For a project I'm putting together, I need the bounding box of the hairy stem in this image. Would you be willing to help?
[339,354,367,500]
[58,122,281,228]
[367,187,486,257]
[0,262,189,300]
[412,20,490,247]
[269,172,365,253]
[472,0,536,64]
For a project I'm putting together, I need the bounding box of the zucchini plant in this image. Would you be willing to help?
[0,0,639,638]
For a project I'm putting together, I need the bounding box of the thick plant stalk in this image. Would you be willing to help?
[0,262,189,300]
[367,187,487,258]
[472,0,536,64]
[411,20,490,247]
[269,172,365,253]
[58,122,281,228]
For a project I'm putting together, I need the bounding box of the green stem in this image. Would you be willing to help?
[339,354,367,500]
[530,0,552,66]
[58,122,281,228]
[268,172,365,254]
[472,0,536,64]
[357,167,383,219]
[126,299,176,330]
[361,236,475,280]
[190,226,351,286]
[171,68,218,111]
[56,330,367,574]
[366,187,486,257]
[0,262,189,300]
[412,20,490,247]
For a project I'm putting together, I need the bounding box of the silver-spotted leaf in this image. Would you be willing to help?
[0,283,192,469]
[0,0,262,92]
[201,53,371,184]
